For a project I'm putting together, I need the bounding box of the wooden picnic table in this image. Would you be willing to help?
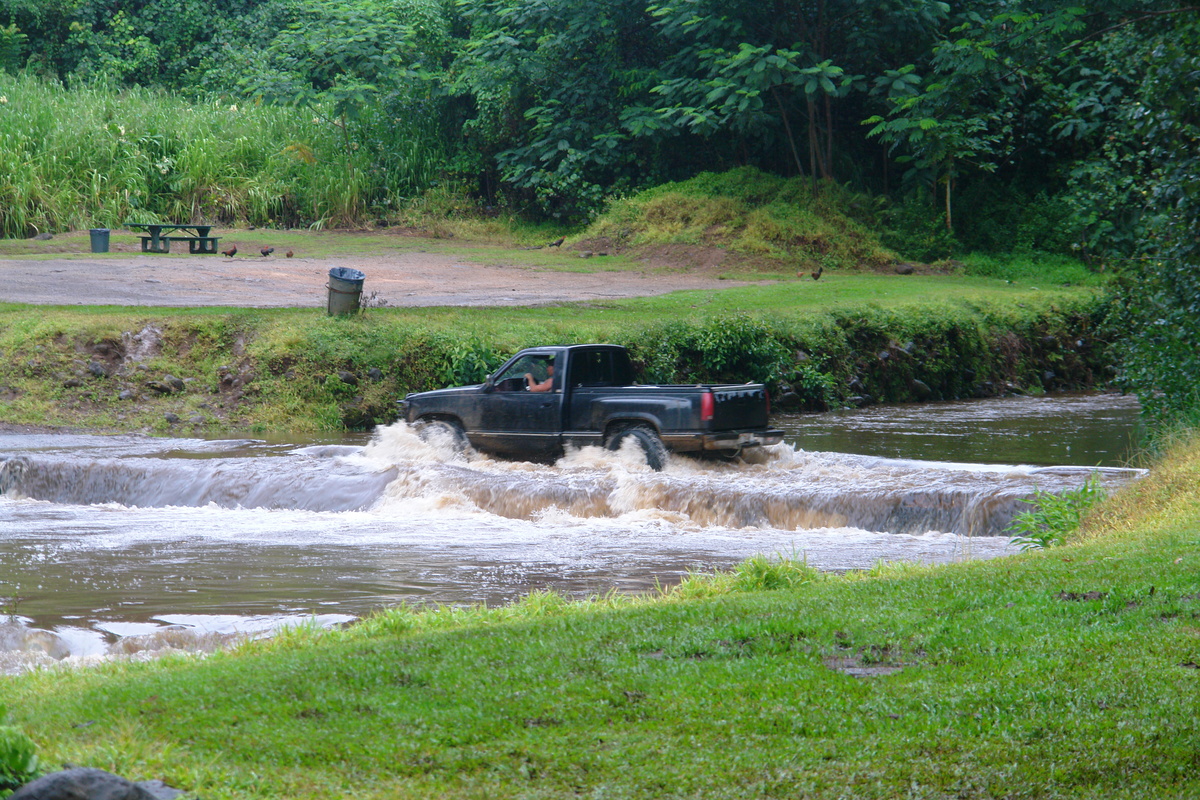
[127,223,220,254]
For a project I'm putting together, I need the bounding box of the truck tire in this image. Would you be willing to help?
[417,418,468,454]
[605,424,668,471]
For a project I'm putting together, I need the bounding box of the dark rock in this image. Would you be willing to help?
[87,361,107,378]
[33,232,53,241]
[337,370,358,386]
[163,412,181,424]
[8,767,183,800]
[911,379,933,399]
[189,415,206,425]
[146,381,173,395]
[164,375,185,392]
[1041,335,1059,349]
[118,389,137,401]
[795,350,810,362]
[777,391,801,408]
[63,377,83,388]
[367,367,384,382]
[1043,370,1056,385]
[894,262,915,275]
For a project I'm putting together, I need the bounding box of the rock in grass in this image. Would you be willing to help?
[8,767,183,799]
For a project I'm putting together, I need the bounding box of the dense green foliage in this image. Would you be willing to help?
[4,434,1200,798]
[0,1,1197,417]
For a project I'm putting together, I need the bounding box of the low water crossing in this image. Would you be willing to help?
[0,392,1143,669]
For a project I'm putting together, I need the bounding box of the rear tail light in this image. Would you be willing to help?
[701,391,715,422]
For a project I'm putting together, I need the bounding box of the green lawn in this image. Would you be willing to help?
[3,436,1199,799]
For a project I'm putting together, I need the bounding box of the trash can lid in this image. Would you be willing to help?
[328,267,365,281]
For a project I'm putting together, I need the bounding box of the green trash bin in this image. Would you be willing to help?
[326,267,365,315]
[89,228,110,253]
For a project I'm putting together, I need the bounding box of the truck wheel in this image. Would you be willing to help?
[417,418,468,454]
[605,425,668,471]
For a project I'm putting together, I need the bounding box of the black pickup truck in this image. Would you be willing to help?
[398,344,783,469]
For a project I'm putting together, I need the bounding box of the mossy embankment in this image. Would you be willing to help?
[0,274,1109,434]
[2,435,1198,799]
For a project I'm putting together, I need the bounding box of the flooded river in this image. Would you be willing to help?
[0,392,1143,668]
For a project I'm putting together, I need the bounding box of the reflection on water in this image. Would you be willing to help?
[0,392,1144,667]
[777,392,1142,467]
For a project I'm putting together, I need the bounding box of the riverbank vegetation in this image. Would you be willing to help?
[0,238,1107,433]
[1,431,1197,799]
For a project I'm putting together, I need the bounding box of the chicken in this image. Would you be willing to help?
[548,236,565,248]
[221,246,237,258]
[811,265,824,281]
[260,247,274,257]
[285,249,294,258]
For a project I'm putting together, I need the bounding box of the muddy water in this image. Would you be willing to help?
[0,393,1143,669]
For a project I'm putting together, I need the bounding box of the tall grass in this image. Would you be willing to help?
[0,74,443,237]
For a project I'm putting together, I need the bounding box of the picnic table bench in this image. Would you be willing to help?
[127,223,220,254]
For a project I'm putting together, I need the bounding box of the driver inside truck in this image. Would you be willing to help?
[525,359,555,392]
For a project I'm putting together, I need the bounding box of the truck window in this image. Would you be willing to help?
[570,350,632,387]
[494,354,556,392]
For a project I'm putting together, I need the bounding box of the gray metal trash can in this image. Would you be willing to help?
[89,228,110,253]
[326,267,365,315]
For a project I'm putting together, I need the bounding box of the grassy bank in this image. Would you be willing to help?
[2,433,1198,799]
[0,268,1108,433]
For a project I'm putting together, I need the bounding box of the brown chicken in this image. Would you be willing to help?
[260,247,274,257]
[221,246,237,258]
[285,249,294,258]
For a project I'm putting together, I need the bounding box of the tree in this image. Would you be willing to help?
[645,0,952,183]
[453,0,672,220]
[864,6,1087,232]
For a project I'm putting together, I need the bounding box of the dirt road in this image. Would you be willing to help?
[0,250,750,308]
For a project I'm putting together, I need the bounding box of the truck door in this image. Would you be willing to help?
[474,352,563,458]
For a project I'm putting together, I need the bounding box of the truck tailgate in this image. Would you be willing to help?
[711,385,770,429]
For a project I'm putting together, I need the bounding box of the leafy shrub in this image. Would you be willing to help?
[878,194,959,262]
[0,723,38,791]
[1007,474,1108,550]
[632,315,790,385]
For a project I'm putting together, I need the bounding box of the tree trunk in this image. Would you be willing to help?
[771,87,805,177]
[944,158,954,232]
[824,91,834,181]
